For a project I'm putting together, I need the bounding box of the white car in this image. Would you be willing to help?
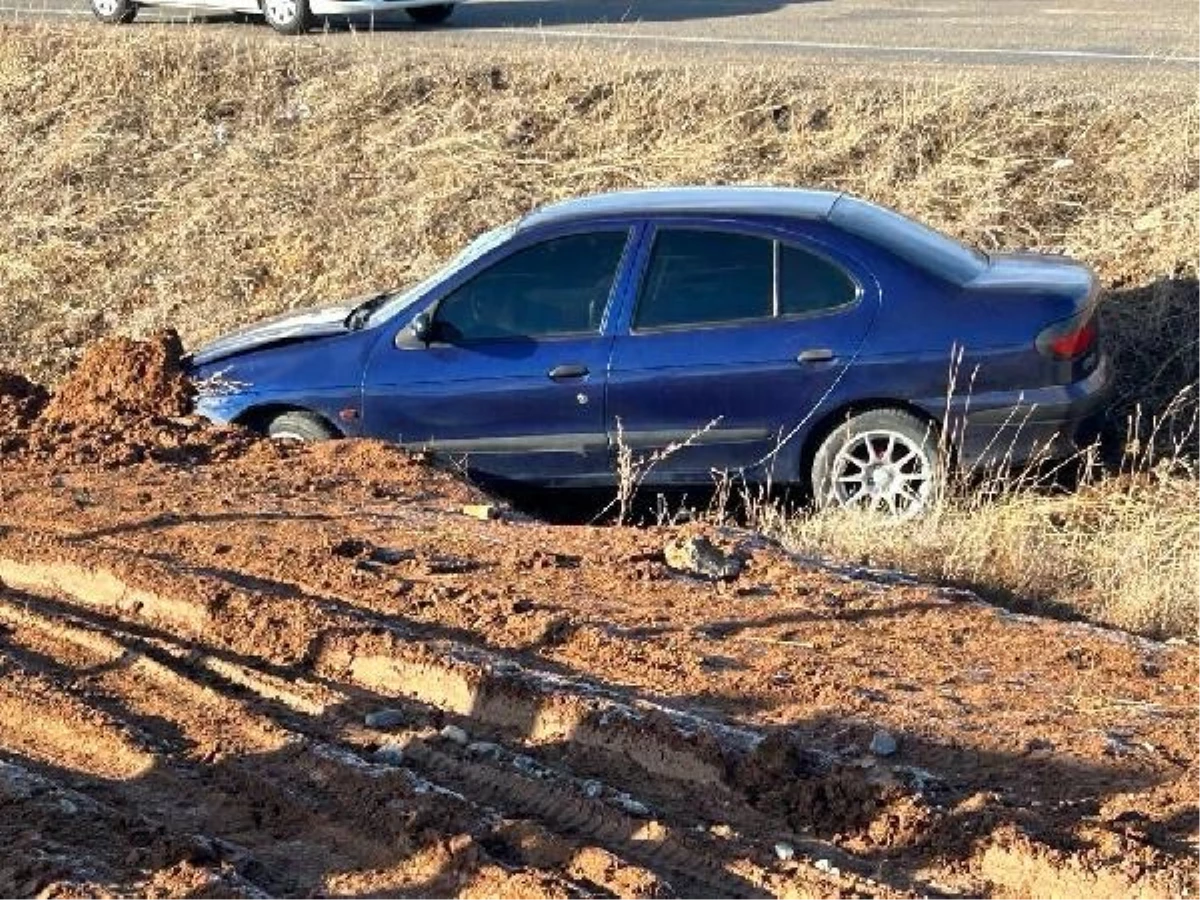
[90,0,456,35]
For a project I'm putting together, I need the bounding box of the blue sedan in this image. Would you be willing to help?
[191,187,1110,516]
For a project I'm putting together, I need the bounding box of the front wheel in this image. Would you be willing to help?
[265,410,338,443]
[263,0,312,34]
[91,0,138,24]
[405,3,454,24]
[811,408,942,519]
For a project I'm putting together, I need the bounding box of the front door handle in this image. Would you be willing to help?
[797,348,836,364]
[548,363,589,380]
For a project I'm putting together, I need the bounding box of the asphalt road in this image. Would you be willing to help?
[3,0,1198,67]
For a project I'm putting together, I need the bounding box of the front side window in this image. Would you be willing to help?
[435,230,629,342]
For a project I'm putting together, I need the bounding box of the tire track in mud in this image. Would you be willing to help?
[0,596,754,899]
[398,736,850,900]
[0,591,599,897]
[0,556,208,633]
[0,590,342,718]
[0,546,766,785]
[0,666,157,779]
[0,543,809,858]
[0,593,296,758]
[0,549,903,898]
[2,560,1170,900]
[319,635,743,784]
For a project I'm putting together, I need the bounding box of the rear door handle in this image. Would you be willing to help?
[548,364,589,380]
[797,348,836,364]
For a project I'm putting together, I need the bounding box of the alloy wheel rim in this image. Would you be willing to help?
[93,0,121,15]
[829,429,934,518]
[264,0,297,24]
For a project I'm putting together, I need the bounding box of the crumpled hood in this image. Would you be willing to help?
[189,300,358,366]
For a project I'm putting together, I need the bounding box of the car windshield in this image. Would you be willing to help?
[829,196,988,285]
[368,222,518,325]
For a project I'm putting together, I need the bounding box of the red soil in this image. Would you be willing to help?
[0,336,1194,898]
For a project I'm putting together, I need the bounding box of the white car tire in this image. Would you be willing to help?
[262,0,312,34]
[266,410,338,443]
[91,0,138,24]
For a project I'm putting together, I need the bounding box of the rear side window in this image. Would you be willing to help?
[634,228,858,330]
[435,230,629,342]
[779,245,858,315]
[634,230,773,329]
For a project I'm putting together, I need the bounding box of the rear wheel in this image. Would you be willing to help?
[265,410,338,443]
[405,3,454,24]
[811,408,941,519]
[91,0,138,24]
[262,0,311,34]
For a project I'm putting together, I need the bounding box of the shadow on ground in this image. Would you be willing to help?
[1,569,1191,897]
[1099,274,1199,461]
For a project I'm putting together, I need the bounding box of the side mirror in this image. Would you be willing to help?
[410,312,433,344]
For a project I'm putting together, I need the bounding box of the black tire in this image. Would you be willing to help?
[810,408,942,518]
[265,410,338,443]
[405,3,454,24]
[262,0,312,34]
[91,0,138,24]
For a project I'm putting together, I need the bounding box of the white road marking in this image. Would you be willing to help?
[1041,8,1124,15]
[471,26,1200,64]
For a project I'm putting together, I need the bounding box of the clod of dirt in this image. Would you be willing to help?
[440,724,469,746]
[663,535,743,581]
[735,732,912,841]
[364,708,408,729]
[0,371,48,451]
[870,730,898,757]
[141,860,265,899]
[330,537,371,559]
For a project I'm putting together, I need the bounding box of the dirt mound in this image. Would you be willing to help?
[39,330,193,426]
[0,331,258,467]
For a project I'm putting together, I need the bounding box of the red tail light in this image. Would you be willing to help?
[1038,318,1097,360]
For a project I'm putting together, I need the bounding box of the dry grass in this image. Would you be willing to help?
[778,455,1198,640]
[767,387,1198,639]
[0,24,1195,637]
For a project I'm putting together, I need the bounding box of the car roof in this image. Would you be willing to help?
[518,186,846,231]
